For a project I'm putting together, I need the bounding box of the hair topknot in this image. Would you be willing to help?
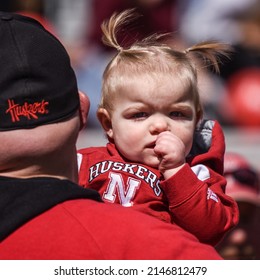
[183,41,232,73]
[101,8,138,52]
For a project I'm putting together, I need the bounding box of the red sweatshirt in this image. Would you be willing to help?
[78,120,239,245]
[0,177,222,260]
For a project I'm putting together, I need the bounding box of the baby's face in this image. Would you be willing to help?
[106,75,197,167]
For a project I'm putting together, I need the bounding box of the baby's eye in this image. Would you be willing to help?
[131,112,148,119]
[169,111,185,118]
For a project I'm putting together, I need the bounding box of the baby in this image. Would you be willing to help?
[78,9,239,245]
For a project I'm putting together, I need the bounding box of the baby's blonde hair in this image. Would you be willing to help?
[99,9,231,121]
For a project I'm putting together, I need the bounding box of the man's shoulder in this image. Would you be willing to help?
[0,199,222,260]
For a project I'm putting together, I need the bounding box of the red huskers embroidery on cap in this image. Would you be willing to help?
[5,99,49,122]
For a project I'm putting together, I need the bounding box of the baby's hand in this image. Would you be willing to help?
[154,131,186,179]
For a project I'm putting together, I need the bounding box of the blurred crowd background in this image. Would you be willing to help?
[2,0,260,259]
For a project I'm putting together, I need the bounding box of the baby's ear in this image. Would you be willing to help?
[97,108,114,139]
[79,91,90,130]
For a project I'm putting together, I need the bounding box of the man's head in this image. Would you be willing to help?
[0,11,86,181]
[0,11,80,130]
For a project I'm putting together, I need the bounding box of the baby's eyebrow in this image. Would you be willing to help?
[126,103,148,109]
[171,103,193,109]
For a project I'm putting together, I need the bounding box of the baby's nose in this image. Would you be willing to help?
[149,116,170,134]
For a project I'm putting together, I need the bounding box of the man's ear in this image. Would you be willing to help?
[97,108,114,139]
[79,91,90,130]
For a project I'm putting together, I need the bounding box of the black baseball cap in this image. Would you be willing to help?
[0,11,79,130]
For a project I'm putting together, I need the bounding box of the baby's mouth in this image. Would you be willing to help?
[146,141,156,149]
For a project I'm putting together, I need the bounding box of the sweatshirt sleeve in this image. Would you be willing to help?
[160,120,239,246]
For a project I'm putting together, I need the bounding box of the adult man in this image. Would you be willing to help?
[0,11,222,260]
